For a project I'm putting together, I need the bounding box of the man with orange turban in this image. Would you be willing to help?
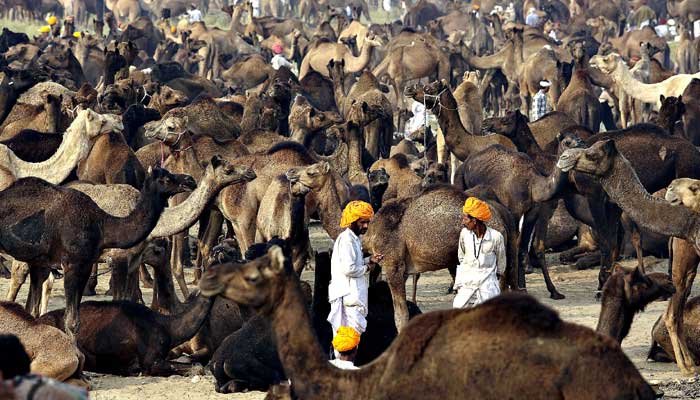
[328,201,383,356]
[453,197,506,308]
[329,326,361,369]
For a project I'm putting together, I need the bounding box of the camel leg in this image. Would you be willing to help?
[39,272,55,316]
[622,214,645,273]
[664,238,699,375]
[411,274,419,303]
[6,260,29,302]
[385,259,409,332]
[195,210,224,281]
[521,208,564,299]
[110,259,128,300]
[63,262,92,342]
[26,267,49,317]
[140,264,154,288]
[84,264,98,296]
[171,232,190,297]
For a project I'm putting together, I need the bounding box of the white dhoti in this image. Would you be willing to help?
[327,298,367,335]
[452,265,500,308]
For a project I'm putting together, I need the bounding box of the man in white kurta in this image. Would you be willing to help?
[453,197,507,308]
[328,201,382,337]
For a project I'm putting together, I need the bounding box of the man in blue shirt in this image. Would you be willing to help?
[530,80,551,121]
[526,7,540,26]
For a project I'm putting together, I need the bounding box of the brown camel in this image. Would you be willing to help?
[649,295,700,365]
[363,185,519,331]
[558,142,700,375]
[199,246,657,400]
[0,93,64,140]
[517,45,567,116]
[556,70,601,131]
[38,294,213,376]
[369,154,422,202]
[148,84,189,116]
[0,301,85,383]
[298,33,382,80]
[76,129,145,188]
[681,78,700,145]
[0,167,192,340]
[288,95,343,143]
[453,71,483,137]
[0,109,123,191]
[596,267,675,343]
[222,54,276,91]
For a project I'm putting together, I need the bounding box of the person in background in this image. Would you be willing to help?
[525,7,539,26]
[271,43,293,70]
[471,3,480,18]
[329,327,361,369]
[327,201,383,354]
[187,3,202,23]
[452,198,506,309]
[530,80,551,121]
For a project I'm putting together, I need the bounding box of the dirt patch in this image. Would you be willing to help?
[1,223,696,399]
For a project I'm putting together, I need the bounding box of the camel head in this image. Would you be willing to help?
[421,162,448,187]
[141,238,169,268]
[307,107,343,131]
[665,178,700,212]
[326,58,346,81]
[144,115,188,144]
[285,161,332,193]
[605,265,675,311]
[368,167,389,190]
[557,139,616,176]
[589,52,622,75]
[78,109,125,139]
[203,155,257,187]
[481,110,529,138]
[145,166,196,196]
[659,95,686,123]
[199,246,290,310]
[347,99,385,127]
[555,128,586,154]
[363,32,383,48]
[154,84,189,111]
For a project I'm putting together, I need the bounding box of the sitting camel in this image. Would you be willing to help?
[199,246,657,400]
[558,143,700,375]
[0,109,123,190]
[0,301,84,383]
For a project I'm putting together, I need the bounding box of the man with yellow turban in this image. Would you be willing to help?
[329,326,361,369]
[453,197,506,308]
[328,201,383,356]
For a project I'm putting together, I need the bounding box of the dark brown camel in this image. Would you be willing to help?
[199,246,657,400]
[0,167,192,340]
[558,141,700,375]
[38,295,213,376]
[681,78,700,145]
[556,70,601,131]
[597,266,675,343]
[657,95,686,135]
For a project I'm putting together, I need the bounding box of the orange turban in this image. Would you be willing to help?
[332,326,360,352]
[340,200,374,228]
[463,197,491,222]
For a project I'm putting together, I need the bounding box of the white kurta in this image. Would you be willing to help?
[271,54,293,70]
[453,227,506,308]
[328,228,370,334]
[329,359,359,370]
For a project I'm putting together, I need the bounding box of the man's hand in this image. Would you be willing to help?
[369,254,384,265]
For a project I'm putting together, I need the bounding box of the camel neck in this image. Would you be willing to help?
[166,135,205,182]
[160,295,213,344]
[432,90,470,160]
[612,62,659,105]
[148,169,217,239]
[596,281,631,343]
[151,253,180,314]
[598,154,700,244]
[271,273,374,399]
[346,125,365,182]
[101,180,168,249]
[314,175,345,239]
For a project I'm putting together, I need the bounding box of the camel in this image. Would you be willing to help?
[0,93,65,140]
[453,71,482,137]
[0,301,84,383]
[0,130,64,162]
[0,68,46,127]
[367,168,389,211]
[76,129,145,188]
[667,0,700,27]
[148,84,189,116]
[0,167,192,341]
[517,45,568,116]
[590,52,700,108]
[557,142,700,374]
[369,154,422,202]
[222,54,276,91]
[199,246,657,400]
[649,296,700,365]
[681,79,700,145]
[288,96,343,143]
[556,70,601,131]
[0,109,123,191]
[39,294,213,376]
[298,34,383,80]
[596,267,675,343]
[363,185,519,331]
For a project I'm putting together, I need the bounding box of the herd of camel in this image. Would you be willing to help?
[4,0,700,397]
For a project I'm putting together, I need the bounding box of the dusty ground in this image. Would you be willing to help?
[2,224,699,399]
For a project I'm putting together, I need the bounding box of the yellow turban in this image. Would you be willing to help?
[170,26,177,34]
[332,326,360,352]
[463,197,491,222]
[39,25,51,33]
[340,200,374,228]
[73,31,82,38]
[46,15,58,25]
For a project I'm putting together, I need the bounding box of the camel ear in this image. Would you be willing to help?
[679,95,683,103]
[361,101,369,113]
[660,94,665,102]
[319,161,331,174]
[267,245,285,273]
[309,107,316,117]
[210,155,223,169]
[601,139,617,155]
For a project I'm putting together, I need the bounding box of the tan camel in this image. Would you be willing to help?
[517,45,565,115]
[453,71,482,136]
[556,70,600,131]
[0,109,123,191]
[0,93,65,140]
[106,0,142,23]
[590,53,700,108]
[369,155,422,202]
[557,142,700,375]
[298,33,383,79]
[148,85,189,116]
[0,302,85,383]
[199,246,657,400]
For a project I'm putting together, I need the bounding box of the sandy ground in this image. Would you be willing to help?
[2,224,699,399]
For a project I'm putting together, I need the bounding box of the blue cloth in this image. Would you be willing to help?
[531,90,548,121]
[526,12,539,26]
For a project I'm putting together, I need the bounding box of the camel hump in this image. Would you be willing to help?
[373,198,411,231]
[0,301,39,324]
